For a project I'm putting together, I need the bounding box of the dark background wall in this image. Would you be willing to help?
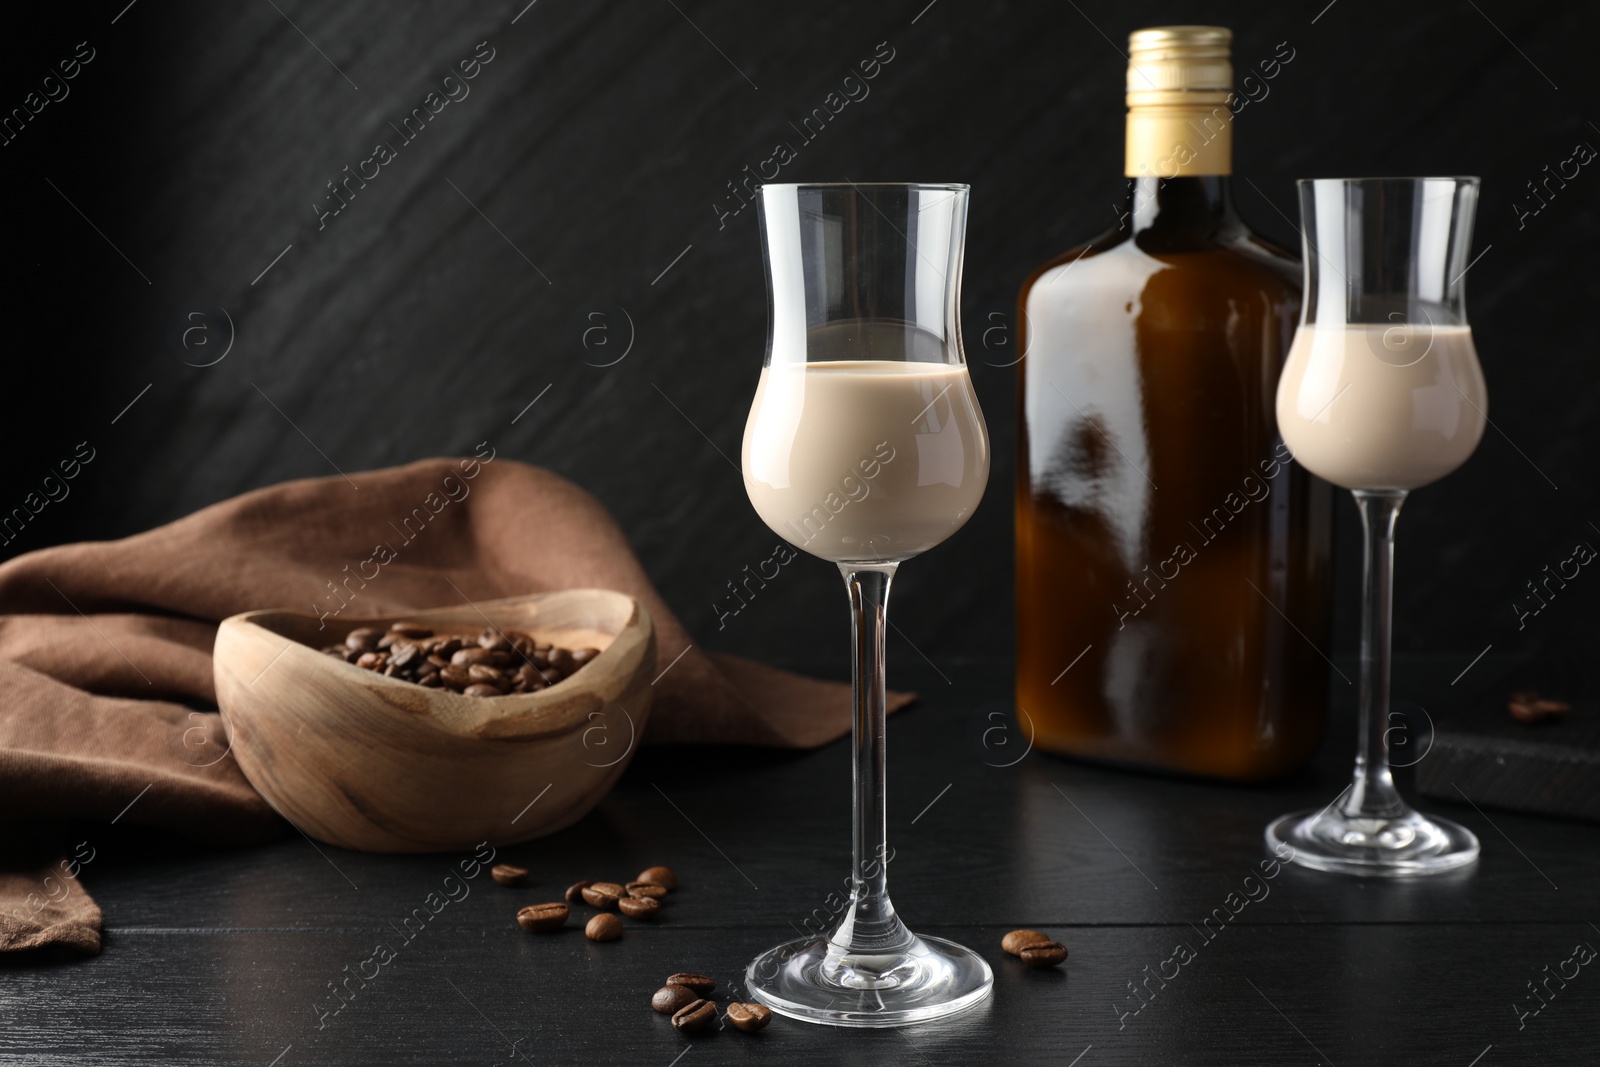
[4,0,1595,675]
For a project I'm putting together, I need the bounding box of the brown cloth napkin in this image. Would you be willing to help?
[0,456,910,953]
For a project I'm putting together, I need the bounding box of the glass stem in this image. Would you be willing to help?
[833,563,914,958]
[1343,490,1408,821]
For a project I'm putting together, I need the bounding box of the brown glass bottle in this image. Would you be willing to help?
[1015,26,1331,780]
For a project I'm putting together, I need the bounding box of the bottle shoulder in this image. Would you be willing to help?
[1020,223,1301,305]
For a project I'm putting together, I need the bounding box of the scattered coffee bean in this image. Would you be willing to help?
[637,866,678,892]
[671,999,718,1035]
[586,913,623,942]
[725,1002,772,1033]
[665,973,715,997]
[564,880,593,904]
[582,882,625,909]
[1019,941,1068,968]
[1001,929,1052,956]
[619,895,660,920]
[1510,689,1572,723]
[652,984,697,1015]
[516,902,568,932]
[322,626,599,695]
[491,863,528,887]
[626,882,668,900]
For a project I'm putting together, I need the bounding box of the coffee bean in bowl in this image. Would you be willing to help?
[318,623,600,696]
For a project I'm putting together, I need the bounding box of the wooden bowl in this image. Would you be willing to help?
[214,590,655,853]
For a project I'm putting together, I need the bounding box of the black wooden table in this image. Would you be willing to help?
[4,658,1597,1066]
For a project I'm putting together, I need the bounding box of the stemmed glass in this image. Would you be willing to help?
[1267,177,1488,875]
[740,183,993,1024]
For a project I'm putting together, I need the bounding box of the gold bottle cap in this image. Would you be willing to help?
[1126,25,1232,107]
[1123,26,1234,177]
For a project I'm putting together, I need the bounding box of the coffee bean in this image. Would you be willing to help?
[468,664,508,688]
[491,863,528,887]
[665,973,714,996]
[1001,930,1052,956]
[548,648,575,673]
[637,866,678,892]
[671,999,717,1035]
[464,684,502,698]
[564,880,593,904]
[585,913,623,942]
[582,882,624,909]
[320,628,588,696]
[626,882,668,900]
[345,627,384,652]
[652,983,697,1014]
[1019,941,1068,968]
[389,622,433,639]
[725,1002,771,1033]
[619,895,660,920]
[516,902,568,932]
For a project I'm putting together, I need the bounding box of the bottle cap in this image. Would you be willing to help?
[1127,25,1232,107]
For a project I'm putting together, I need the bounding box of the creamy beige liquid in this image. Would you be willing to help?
[1276,324,1487,491]
[743,360,989,563]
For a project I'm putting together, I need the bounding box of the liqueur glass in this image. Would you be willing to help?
[740,183,993,1024]
[1267,177,1487,875]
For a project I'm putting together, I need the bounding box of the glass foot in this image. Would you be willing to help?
[1266,803,1480,877]
[746,933,993,1028]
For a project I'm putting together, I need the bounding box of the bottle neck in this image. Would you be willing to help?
[1125,175,1239,235]
[1123,97,1239,236]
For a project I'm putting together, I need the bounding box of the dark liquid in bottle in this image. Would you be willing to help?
[1016,176,1332,780]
